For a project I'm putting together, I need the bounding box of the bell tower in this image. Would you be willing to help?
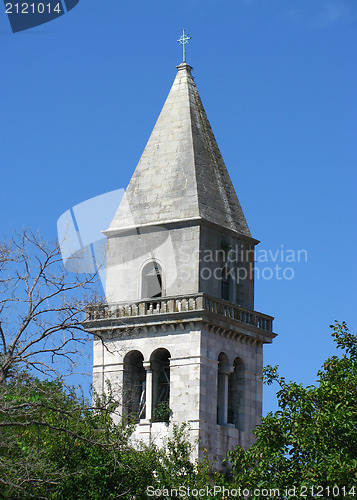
[86,61,276,464]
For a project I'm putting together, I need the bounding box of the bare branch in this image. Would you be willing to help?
[0,229,102,383]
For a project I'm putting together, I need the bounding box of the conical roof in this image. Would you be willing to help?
[107,63,252,237]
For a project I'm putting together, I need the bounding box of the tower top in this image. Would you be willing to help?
[107,63,252,239]
[177,28,191,63]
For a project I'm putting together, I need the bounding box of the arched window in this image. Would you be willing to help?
[141,261,162,299]
[123,350,146,421]
[228,357,245,431]
[217,352,230,425]
[150,348,171,422]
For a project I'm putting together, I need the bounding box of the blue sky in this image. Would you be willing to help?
[1,0,356,413]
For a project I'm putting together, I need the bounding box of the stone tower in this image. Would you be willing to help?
[86,62,276,464]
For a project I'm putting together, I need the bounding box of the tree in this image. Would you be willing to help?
[0,371,213,499]
[225,322,357,498]
[0,371,158,499]
[0,230,213,498]
[0,229,99,383]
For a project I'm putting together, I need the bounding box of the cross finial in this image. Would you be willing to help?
[177,28,191,63]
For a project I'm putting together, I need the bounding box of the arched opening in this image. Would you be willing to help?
[150,348,171,422]
[141,261,162,299]
[228,357,245,431]
[123,350,146,421]
[217,352,230,425]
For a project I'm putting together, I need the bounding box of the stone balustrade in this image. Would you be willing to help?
[85,293,273,332]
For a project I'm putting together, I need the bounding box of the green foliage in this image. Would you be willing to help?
[0,375,210,499]
[225,321,357,498]
[153,400,171,423]
[0,372,156,499]
[2,322,357,499]
[151,423,214,499]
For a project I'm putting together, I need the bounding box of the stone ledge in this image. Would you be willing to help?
[84,293,276,344]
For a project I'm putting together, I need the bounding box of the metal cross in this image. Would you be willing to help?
[177,28,191,63]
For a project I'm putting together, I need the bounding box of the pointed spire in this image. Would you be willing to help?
[108,64,252,238]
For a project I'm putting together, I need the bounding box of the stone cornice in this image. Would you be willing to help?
[104,216,259,245]
[85,311,275,345]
